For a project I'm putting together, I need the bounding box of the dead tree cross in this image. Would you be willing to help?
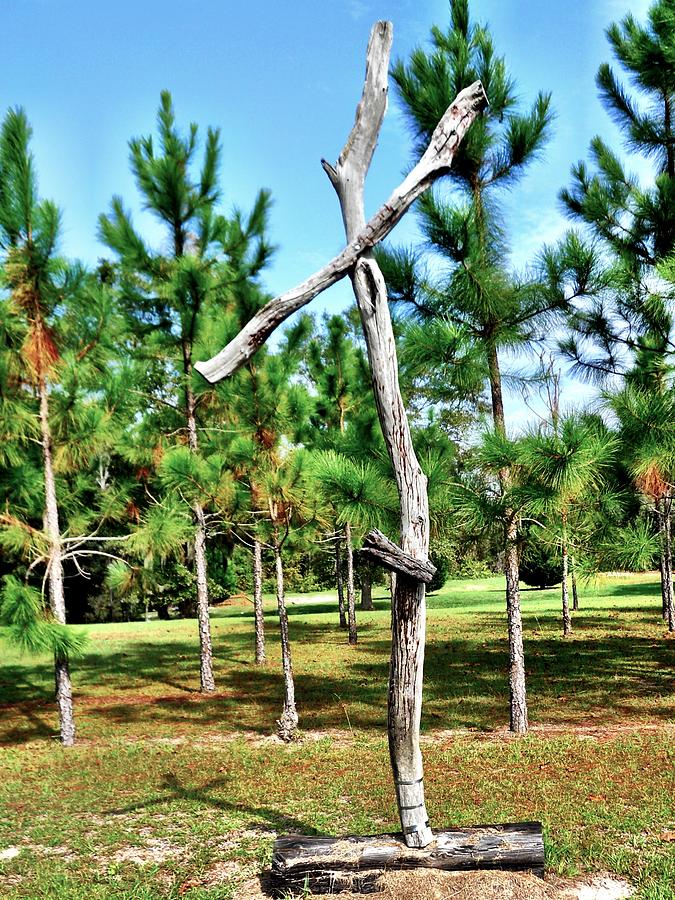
[196,21,486,849]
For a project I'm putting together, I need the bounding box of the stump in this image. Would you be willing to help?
[271,822,545,896]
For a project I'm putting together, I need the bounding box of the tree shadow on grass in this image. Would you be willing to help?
[1,611,672,746]
[108,770,321,836]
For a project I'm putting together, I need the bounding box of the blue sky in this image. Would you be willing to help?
[0,0,654,426]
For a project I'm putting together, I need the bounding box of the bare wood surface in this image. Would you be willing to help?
[360,529,437,583]
[320,22,483,850]
[195,74,487,383]
[271,823,545,895]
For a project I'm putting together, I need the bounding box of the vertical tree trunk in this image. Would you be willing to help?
[39,381,75,747]
[658,502,669,621]
[664,499,675,632]
[561,524,572,637]
[185,378,215,693]
[322,22,441,846]
[253,538,266,665]
[335,535,347,628]
[274,537,299,740]
[345,522,357,645]
[486,344,528,734]
[504,519,528,733]
[571,556,579,611]
[194,21,485,851]
[361,563,374,610]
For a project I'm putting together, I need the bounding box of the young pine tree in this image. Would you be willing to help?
[99,92,274,692]
[379,0,559,733]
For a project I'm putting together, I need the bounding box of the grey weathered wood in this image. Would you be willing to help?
[194,75,487,383]
[271,823,545,896]
[319,22,485,850]
[193,19,485,849]
[360,529,437,583]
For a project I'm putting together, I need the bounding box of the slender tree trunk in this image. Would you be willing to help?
[664,499,675,632]
[185,377,215,693]
[335,535,347,628]
[253,538,266,665]
[505,518,528,733]
[274,537,298,740]
[390,572,396,603]
[571,556,579,611]
[487,344,528,734]
[561,523,572,637]
[361,563,374,610]
[345,522,357,645]
[39,380,75,747]
[658,502,669,621]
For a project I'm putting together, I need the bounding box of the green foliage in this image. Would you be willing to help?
[126,501,194,565]
[0,575,87,658]
[601,519,660,572]
[308,449,396,531]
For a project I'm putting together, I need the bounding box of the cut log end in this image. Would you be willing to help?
[271,822,545,896]
[360,529,436,583]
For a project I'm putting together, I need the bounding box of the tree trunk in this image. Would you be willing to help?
[345,522,357,645]
[487,344,528,734]
[336,535,347,628]
[561,525,572,637]
[664,499,675,632]
[253,538,266,665]
[274,538,298,741]
[39,380,75,747]
[322,22,452,848]
[571,556,579,611]
[194,22,485,850]
[360,563,374,610]
[505,519,528,734]
[185,378,215,693]
[658,502,668,621]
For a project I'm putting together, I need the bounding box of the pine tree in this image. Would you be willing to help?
[0,109,128,743]
[379,0,559,733]
[99,92,274,692]
[517,416,619,635]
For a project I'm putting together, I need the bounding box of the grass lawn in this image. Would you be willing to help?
[0,573,673,898]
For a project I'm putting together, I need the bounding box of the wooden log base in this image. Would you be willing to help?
[271,822,545,896]
[360,529,437,583]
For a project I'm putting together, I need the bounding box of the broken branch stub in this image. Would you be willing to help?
[194,76,487,384]
[361,529,436,583]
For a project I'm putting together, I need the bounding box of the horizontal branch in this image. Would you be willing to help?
[360,529,436,583]
[195,79,487,384]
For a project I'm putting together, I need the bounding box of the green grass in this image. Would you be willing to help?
[0,573,673,898]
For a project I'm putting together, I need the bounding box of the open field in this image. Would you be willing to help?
[0,574,674,898]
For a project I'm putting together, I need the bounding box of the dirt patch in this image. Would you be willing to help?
[104,838,184,866]
[248,871,635,900]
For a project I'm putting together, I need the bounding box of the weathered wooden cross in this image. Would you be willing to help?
[197,19,543,893]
